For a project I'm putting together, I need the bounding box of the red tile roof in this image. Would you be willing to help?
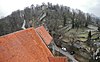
[0,33,34,62]
[36,26,53,45]
[48,57,67,62]
[0,27,68,62]
[0,28,53,62]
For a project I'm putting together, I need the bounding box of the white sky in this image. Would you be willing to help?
[0,0,99,17]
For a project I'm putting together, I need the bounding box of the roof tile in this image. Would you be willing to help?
[48,57,67,62]
[36,26,53,45]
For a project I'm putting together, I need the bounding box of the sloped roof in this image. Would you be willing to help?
[0,28,53,62]
[0,27,67,62]
[36,26,53,45]
[48,57,67,62]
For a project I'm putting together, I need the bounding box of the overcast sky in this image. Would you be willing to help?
[0,0,100,18]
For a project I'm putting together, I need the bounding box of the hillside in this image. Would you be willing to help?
[0,2,100,36]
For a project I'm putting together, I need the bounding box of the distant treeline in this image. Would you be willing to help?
[0,2,100,36]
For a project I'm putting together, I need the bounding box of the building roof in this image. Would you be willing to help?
[48,57,67,62]
[36,26,53,45]
[0,27,67,62]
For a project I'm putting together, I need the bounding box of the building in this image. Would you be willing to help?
[0,26,68,62]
